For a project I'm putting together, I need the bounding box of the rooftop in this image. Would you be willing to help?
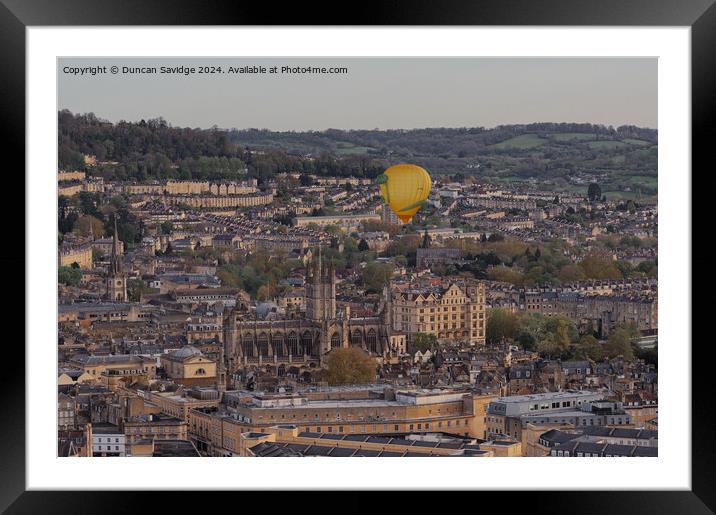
[152,440,201,457]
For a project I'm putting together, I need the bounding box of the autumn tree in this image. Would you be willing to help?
[557,264,586,283]
[74,214,105,238]
[321,347,377,385]
[487,265,524,285]
[579,252,622,280]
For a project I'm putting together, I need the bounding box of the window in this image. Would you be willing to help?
[330,333,341,349]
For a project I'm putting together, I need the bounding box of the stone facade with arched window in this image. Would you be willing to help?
[221,255,397,378]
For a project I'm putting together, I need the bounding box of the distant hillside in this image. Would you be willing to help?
[229,123,657,196]
[229,123,656,158]
[59,111,657,196]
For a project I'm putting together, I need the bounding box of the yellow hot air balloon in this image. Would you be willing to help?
[377,164,431,224]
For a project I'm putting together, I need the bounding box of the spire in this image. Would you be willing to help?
[318,244,323,277]
[110,215,123,275]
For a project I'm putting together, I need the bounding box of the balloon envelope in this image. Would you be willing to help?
[378,164,431,224]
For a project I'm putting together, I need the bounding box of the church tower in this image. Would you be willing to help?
[305,246,336,321]
[216,344,227,393]
[106,216,127,302]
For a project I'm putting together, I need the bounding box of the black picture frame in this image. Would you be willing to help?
[3,0,711,512]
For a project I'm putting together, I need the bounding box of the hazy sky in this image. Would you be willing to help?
[58,57,657,130]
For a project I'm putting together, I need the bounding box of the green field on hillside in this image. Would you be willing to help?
[623,138,653,147]
[490,134,547,150]
[551,133,597,142]
[335,141,375,155]
[587,140,628,150]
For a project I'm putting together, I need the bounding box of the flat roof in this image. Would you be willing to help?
[493,390,603,403]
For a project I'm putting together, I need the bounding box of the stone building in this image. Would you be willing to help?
[416,247,462,270]
[164,192,274,209]
[188,387,496,455]
[160,346,217,387]
[391,281,486,345]
[223,250,395,371]
[59,242,93,269]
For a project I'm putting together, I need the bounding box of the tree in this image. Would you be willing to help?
[604,328,634,360]
[574,334,603,361]
[487,266,523,285]
[321,347,377,385]
[127,278,149,302]
[557,264,586,283]
[357,239,370,252]
[58,266,81,286]
[537,335,563,359]
[257,284,277,301]
[587,182,602,202]
[412,333,437,352]
[59,209,78,234]
[486,308,520,344]
[536,315,577,358]
[579,252,622,280]
[361,262,393,293]
[635,342,657,367]
[74,214,105,238]
[514,313,543,351]
[160,221,174,235]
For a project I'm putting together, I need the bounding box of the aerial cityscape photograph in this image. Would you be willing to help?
[56,57,658,459]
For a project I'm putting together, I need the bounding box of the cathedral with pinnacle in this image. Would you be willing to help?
[222,249,403,371]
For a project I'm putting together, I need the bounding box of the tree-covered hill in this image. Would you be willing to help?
[58,111,657,194]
